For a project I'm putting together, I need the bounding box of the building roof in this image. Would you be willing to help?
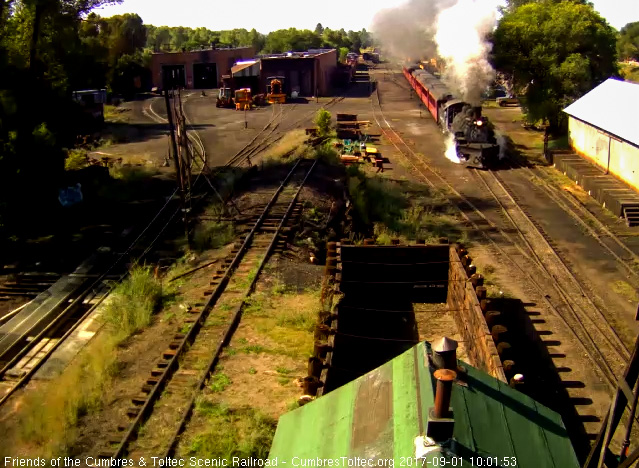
[260,49,336,60]
[231,61,259,77]
[268,341,579,467]
[151,46,253,56]
[563,78,639,147]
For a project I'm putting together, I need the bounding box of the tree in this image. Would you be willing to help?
[0,0,122,242]
[618,21,639,61]
[491,1,617,132]
[500,0,589,13]
[314,23,323,35]
[338,47,349,63]
[315,108,332,137]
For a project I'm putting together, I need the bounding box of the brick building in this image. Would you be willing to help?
[259,49,338,97]
[150,46,256,90]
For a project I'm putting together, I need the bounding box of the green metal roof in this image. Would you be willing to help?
[268,342,579,467]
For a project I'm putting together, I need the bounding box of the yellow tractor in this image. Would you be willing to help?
[234,88,252,111]
[267,76,286,104]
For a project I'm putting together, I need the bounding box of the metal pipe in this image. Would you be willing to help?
[433,368,456,418]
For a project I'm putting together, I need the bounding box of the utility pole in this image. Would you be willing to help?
[176,90,193,249]
[163,81,191,249]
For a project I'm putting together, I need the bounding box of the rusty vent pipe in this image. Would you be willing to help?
[433,368,456,419]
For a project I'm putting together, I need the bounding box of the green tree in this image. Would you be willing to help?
[618,21,639,61]
[0,0,121,242]
[314,23,324,35]
[338,47,349,63]
[315,108,332,137]
[500,0,589,13]
[491,1,618,131]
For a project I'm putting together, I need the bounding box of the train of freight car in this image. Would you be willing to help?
[403,64,500,169]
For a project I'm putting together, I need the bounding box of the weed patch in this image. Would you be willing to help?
[262,130,309,162]
[64,149,89,171]
[192,221,234,252]
[6,335,118,457]
[183,402,276,460]
[210,373,232,393]
[346,166,466,243]
[101,266,164,341]
[612,280,639,303]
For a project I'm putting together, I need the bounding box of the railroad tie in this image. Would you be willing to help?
[126,407,141,417]
[131,394,148,406]
[151,367,166,377]
[162,349,178,359]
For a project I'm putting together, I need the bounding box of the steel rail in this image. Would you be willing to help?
[369,80,627,389]
[163,159,318,459]
[108,158,312,459]
[522,166,639,278]
[471,169,629,384]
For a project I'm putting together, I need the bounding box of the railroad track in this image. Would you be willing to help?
[145,93,339,170]
[0,93,215,407]
[369,83,629,390]
[96,158,317,460]
[0,272,60,302]
[520,166,639,279]
[0,184,199,405]
[470,169,630,385]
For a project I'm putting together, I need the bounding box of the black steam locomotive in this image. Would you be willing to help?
[403,64,500,169]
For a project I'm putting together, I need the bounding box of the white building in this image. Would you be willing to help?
[563,78,639,190]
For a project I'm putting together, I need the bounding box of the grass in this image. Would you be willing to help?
[3,263,178,457]
[262,129,310,162]
[182,401,276,460]
[345,165,468,244]
[240,344,267,354]
[548,135,570,151]
[244,283,319,334]
[192,221,235,252]
[4,334,118,458]
[210,372,232,393]
[612,280,639,303]
[103,104,130,123]
[101,266,164,342]
[64,149,89,171]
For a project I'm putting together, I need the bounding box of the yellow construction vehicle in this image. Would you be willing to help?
[266,76,286,104]
[234,88,252,111]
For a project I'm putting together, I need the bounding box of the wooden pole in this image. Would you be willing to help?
[164,86,189,248]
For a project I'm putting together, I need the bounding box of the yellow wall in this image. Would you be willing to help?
[568,116,639,191]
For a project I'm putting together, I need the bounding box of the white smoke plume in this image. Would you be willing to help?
[444,133,461,164]
[434,0,500,105]
[372,0,501,104]
[371,0,455,61]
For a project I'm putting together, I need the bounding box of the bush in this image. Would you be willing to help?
[101,266,163,340]
[64,149,88,171]
[314,108,332,137]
